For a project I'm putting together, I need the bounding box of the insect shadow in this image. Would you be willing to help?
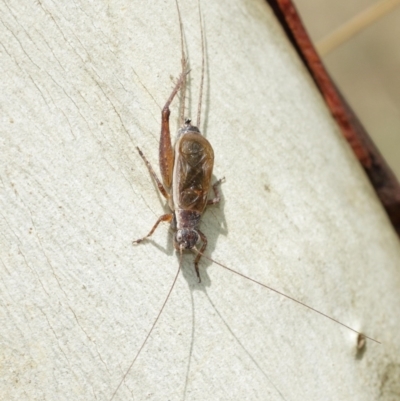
[179,176,227,289]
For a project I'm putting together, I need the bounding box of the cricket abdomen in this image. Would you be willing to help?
[173,127,214,215]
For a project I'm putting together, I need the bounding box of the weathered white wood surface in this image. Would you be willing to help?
[1,0,400,400]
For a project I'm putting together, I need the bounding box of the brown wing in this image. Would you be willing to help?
[175,133,214,212]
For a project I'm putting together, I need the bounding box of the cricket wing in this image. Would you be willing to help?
[175,133,214,213]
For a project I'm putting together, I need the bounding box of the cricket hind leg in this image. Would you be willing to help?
[133,213,173,245]
[207,177,225,206]
[160,71,190,189]
[136,147,170,200]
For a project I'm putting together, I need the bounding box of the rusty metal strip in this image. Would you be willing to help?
[266,0,400,235]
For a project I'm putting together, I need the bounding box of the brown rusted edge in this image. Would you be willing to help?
[266,0,400,235]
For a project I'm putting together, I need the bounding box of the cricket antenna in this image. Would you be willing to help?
[109,252,183,401]
[175,0,187,126]
[192,247,381,345]
[196,0,205,128]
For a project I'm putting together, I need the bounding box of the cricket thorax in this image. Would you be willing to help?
[177,119,200,138]
[174,209,201,249]
[175,209,201,228]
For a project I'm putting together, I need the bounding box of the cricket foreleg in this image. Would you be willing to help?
[194,230,208,283]
[133,213,173,245]
[136,147,170,200]
[207,177,225,206]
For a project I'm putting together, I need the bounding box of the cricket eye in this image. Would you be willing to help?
[176,230,183,243]
[175,229,199,249]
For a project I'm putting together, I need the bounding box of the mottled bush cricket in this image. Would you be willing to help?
[109,1,379,399]
[133,69,221,282]
[132,0,224,284]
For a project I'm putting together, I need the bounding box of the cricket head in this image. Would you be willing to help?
[174,229,199,250]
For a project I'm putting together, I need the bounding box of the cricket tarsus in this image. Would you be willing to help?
[109,251,183,401]
[192,247,381,345]
[132,213,173,245]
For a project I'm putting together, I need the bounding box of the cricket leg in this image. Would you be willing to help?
[133,213,173,245]
[175,0,188,126]
[207,177,225,206]
[136,147,169,200]
[160,71,190,188]
[194,230,208,283]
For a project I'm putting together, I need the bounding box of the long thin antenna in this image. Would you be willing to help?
[175,0,187,125]
[196,0,205,128]
[192,247,380,344]
[109,256,182,400]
